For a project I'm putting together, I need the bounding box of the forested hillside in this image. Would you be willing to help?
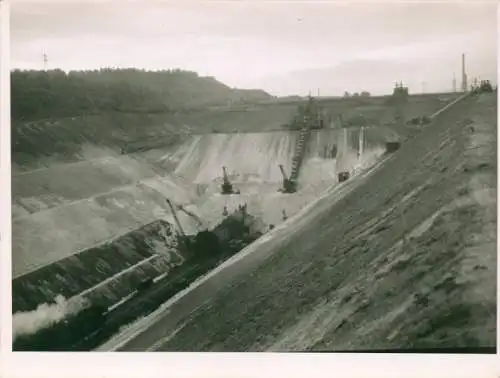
[11,68,272,121]
[11,69,272,170]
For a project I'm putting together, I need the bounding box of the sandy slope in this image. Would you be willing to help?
[12,126,387,278]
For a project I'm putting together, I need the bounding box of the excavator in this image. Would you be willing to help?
[166,199,210,235]
[176,203,206,231]
[220,166,240,195]
[166,198,232,259]
[278,164,297,193]
[165,198,191,252]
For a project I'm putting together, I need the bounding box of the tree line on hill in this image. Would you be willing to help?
[11,68,272,121]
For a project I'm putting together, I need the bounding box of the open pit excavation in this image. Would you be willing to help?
[12,125,388,350]
[11,87,495,352]
[100,90,496,352]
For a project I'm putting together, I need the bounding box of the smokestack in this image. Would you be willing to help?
[461,53,468,92]
[453,72,457,92]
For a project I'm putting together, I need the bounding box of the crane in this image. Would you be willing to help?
[165,198,193,253]
[278,164,296,193]
[165,199,186,237]
[175,203,206,231]
[221,166,236,195]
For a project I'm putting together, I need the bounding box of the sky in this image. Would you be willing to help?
[10,0,498,96]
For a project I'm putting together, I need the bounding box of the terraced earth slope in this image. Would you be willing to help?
[12,93,457,173]
[12,93,463,345]
[12,126,387,279]
[111,92,496,351]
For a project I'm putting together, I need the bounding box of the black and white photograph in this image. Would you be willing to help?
[6,0,497,358]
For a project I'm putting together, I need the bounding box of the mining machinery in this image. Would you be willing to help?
[388,81,409,105]
[278,164,297,193]
[220,166,239,195]
[165,198,191,251]
[479,80,493,93]
[176,203,206,231]
[237,203,248,214]
[288,96,325,130]
[385,141,401,154]
[338,171,350,183]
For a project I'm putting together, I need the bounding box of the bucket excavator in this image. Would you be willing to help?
[278,164,297,193]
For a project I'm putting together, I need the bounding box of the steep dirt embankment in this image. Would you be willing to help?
[12,152,181,218]
[11,113,191,174]
[12,126,387,278]
[12,176,198,278]
[142,93,496,351]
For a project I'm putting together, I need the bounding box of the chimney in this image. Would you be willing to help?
[461,53,468,92]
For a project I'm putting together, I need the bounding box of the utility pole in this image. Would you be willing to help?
[42,52,48,70]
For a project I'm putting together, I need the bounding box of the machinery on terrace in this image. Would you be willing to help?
[220,166,240,195]
[478,80,493,93]
[385,141,401,154]
[407,115,431,126]
[392,81,409,97]
[165,198,191,251]
[176,203,207,231]
[338,171,350,183]
[388,81,409,105]
[278,164,297,193]
[288,96,325,130]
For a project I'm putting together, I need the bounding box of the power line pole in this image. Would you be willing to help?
[42,52,48,70]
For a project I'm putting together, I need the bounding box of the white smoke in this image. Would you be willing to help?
[13,295,89,340]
